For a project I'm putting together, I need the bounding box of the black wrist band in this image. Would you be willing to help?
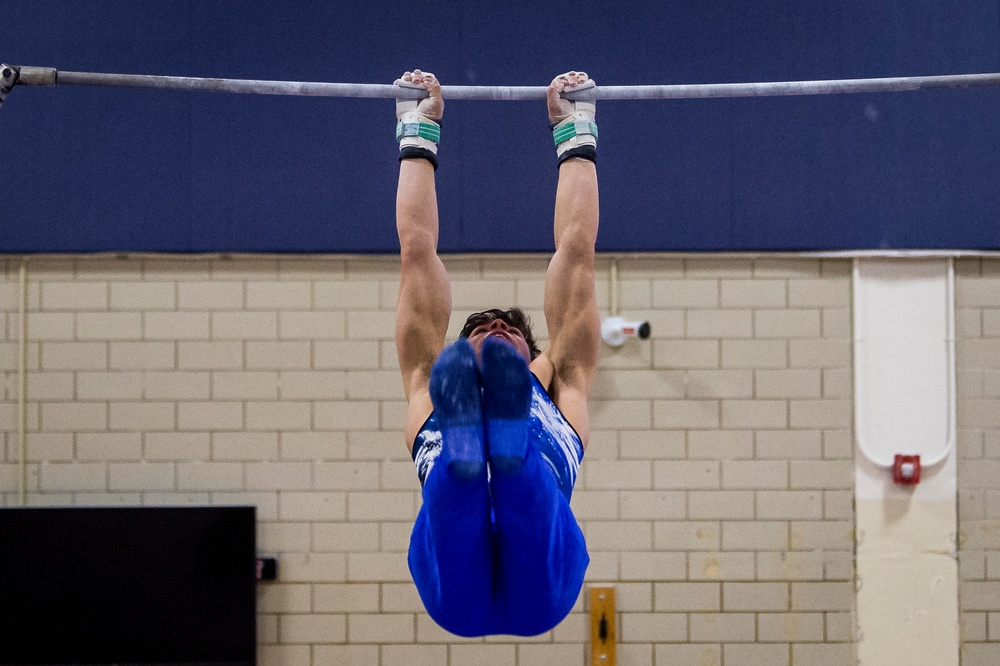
[557,145,597,166]
[399,147,438,170]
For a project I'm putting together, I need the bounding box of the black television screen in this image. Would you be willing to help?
[0,506,256,665]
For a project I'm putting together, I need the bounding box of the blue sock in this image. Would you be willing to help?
[429,339,486,481]
[480,337,532,474]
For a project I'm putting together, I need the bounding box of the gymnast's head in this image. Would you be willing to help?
[459,307,540,363]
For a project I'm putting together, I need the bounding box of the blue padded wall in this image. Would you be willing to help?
[2,0,998,253]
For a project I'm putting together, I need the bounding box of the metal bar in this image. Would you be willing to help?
[9,66,1000,100]
[597,72,1000,99]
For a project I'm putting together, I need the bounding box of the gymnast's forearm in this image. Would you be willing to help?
[553,159,599,255]
[396,159,440,260]
[395,154,450,327]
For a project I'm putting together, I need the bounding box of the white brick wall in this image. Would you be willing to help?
[957,259,1000,666]
[1,255,995,663]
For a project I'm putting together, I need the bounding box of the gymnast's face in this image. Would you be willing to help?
[465,317,533,364]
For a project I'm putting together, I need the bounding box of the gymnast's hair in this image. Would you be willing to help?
[459,307,542,360]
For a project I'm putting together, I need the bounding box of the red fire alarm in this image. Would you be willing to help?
[892,454,921,485]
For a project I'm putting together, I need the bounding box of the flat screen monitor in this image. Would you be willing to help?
[0,506,256,665]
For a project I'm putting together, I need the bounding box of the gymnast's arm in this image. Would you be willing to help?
[532,73,601,449]
[394,71,450,450]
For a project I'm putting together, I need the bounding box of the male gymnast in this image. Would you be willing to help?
[394,69,600,636]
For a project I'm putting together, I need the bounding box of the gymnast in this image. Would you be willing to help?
[394,68,600,637]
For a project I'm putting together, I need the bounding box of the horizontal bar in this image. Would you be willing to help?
[11,66,1000,100]
[601,72,1000,99]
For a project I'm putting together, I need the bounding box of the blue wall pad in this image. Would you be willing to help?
[2,0,998,253]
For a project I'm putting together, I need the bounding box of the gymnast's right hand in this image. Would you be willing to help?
[394,69,443,121]
[547,70,594,124]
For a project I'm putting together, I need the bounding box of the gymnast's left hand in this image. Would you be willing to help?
[395,69,444,121]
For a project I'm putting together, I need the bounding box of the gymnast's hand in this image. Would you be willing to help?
[547,71,594,124]
[395,69,444,121]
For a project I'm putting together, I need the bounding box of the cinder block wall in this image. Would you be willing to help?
[0,255,995,665]
[596,258,854,666]
[957,258,1000,666]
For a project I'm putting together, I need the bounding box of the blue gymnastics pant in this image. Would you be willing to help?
[407,440,589,637]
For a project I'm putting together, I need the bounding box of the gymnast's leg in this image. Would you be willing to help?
[407,340,495,637]
[480,338,589,636]
[491,449,588,636]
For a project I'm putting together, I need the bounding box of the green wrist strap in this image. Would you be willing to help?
[396,120,441,144]
[553,119,598,146]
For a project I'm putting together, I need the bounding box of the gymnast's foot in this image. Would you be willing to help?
[429,339,486,481]
[481,336,532,474]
